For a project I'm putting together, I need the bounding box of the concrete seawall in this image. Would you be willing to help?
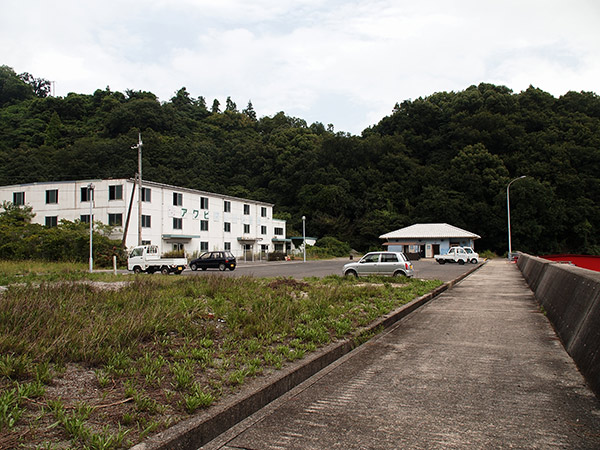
[517,253,600,397]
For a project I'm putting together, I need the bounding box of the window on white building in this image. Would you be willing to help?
[244,224,250,234]
[80,214,94,223]
[142,187,151,202]
[173,192,183,206]
[261,207,267,217]
[261,225,267,235]
[108,213,122,226]
[243,204,250,215]
[200,241,208,251]
[173,217,182,230]
[45,216,58,227]
[141,215,151,228]
[224,242,231,251]
[46,189,58,204]
[224,200,231,213]
[200,196,209,209]
[80,187,93,202]
[224,222,231,232]
[109,185,123,200]
[274,227,284,236]
[173,243,184,252]
[200,220,208,231]
[13,192,25,205]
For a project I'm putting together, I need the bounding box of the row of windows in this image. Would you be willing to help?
[42,213,284,236]
[170,219,282,235]
[14,188,270,217]
[44,213,122,227]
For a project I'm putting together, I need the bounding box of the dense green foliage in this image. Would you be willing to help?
[1,65,599,254]
[0,201,125,266]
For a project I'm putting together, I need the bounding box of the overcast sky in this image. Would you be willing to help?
[2,0,599,134]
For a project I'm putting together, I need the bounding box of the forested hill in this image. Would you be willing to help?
[1,65,599,255]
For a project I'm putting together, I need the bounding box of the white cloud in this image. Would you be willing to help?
[1,0,599,133]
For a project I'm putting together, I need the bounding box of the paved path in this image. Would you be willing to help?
[203,259,600,449]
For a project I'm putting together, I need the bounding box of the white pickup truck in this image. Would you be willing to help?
[128,245,187,274]
[435,246,470,265]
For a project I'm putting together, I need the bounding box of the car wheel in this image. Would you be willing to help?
[219,263,226,271]
[438,260,445,265]
[133,266,142,274]
[458,259,465,265]
[161,266,170,275]
[471,258,478,264]
[345,270,358,278]
[393,271,406,277]
[190,263,198,271]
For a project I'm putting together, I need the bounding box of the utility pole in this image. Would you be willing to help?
[88,183,94,272]
[132,133,143,245]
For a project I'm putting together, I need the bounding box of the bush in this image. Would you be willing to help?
[268,252,287,261]
[0,204,125,267]
[314,236,351,257]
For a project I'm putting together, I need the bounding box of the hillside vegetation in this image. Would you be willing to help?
[1,65,599,255]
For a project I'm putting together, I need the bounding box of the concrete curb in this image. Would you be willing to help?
[131,263,485,450]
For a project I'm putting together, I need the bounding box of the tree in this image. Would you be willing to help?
[0,65,33,105]
[18,71,51,97]
[211,99,221,114]
[225,96,237,112]
[242,100,257,121]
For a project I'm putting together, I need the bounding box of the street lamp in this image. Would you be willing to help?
[507,175,527,260]
[302,216,306,263]
[87,183,94,273]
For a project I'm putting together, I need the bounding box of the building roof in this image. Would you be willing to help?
[379,223,480,240]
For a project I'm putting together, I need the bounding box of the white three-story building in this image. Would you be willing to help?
[0,179,288,258]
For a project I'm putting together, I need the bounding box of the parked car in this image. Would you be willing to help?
[434,246,469,265]
[189,251,236,271]
[343,251,414,278]
[128,245,187,274]
[462,246,479,264]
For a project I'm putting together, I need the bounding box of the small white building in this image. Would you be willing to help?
[380,223,480,258]
[0,179,287,258]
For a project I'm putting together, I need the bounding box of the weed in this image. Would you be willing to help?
[0,353,31,380]
[0,388,23,430]
[94,369,112,388]
[170,361,194,391]
[182,383,215,413]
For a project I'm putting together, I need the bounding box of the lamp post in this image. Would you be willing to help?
[302,215,306,263]
[507,175,526,260]
[87,183,94,273]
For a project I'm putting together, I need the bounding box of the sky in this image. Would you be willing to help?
[2,0,599,135]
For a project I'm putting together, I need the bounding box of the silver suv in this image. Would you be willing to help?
[343,252,414,278]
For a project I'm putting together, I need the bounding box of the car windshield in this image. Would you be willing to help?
[362,254,380,263]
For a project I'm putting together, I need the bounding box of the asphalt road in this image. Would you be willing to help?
[182,257,483,281]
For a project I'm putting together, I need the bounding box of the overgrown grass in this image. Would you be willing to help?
[0,259,126,285]
[0,264,442,449]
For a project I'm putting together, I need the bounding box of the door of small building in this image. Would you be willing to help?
[432,244,440,257]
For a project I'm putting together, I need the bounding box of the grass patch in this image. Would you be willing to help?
[0,262,442,448]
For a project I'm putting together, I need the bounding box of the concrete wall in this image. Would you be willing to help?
[517,253,600,398]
